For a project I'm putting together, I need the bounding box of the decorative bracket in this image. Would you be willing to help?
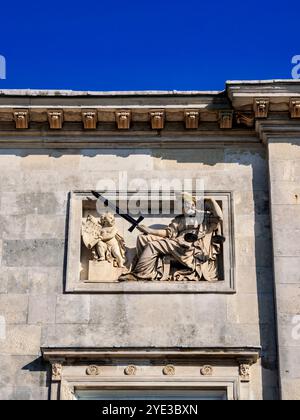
[184,111,200,129]
[48,110,64,129]
[116,111,131,130]
[236,112,255,128]
[238,361,252,383]
[82,111,97,129]
[289,99,300,118]
[219,111,233,129]
[13,110,29,129]
[51,361,63,382]
[150,111,165,130]
[254,98,270,118]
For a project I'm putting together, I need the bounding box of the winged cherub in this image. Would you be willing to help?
[82,213,126,268]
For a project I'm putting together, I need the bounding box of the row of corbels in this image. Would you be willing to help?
[9,98,300,130]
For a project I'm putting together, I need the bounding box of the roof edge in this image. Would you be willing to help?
[0,89,224,98]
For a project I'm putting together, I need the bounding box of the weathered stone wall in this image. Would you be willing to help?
[0,145,278,399]
[268,139,300,400]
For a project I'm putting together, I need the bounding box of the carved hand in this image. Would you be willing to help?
[138,225,151,235]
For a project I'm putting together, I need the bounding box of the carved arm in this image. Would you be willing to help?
[137,225,168,238]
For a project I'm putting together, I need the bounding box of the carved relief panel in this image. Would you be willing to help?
[66,191,235,293]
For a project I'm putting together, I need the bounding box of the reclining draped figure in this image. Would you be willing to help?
[120,195,225,282]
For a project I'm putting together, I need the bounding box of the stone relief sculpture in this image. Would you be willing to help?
[82,194,225,283]
[120,195,225,282]
[82,213,126,268]
[82,213,126,282]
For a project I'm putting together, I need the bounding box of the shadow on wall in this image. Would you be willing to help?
[22,356,52,400]
[0,147,252,165]
[252,164,279,400]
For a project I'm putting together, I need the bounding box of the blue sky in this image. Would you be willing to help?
[0,0,299,91]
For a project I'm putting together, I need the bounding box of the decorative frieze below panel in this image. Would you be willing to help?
[42,348,261,401]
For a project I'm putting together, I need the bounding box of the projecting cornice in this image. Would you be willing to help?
[226,79,300,112]
[255,119,300,144]
[41,347,261,364]
[0,90,231,132]
[0,81,299,148]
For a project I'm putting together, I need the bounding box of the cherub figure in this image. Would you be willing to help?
[82,213,126,268]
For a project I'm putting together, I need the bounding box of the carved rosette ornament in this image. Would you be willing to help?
[254,98,270,118]
[52,362,62,381]
[14,110,29,129]
[200,365,213,376]
[162,365,176,376]
[239,363,251,382]
[289,99,300,118]
[86,365,100,376]
[124,365,137,376]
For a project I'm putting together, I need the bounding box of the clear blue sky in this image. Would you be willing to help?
[0,0,299,91]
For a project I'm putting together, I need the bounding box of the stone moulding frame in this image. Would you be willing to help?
[42,347,260,401]
[65,190,235,294]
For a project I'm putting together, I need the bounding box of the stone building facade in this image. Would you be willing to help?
[0,80,299,400]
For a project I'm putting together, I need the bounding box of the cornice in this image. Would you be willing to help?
[41,347,261,364]
[256,119,300,144]
[227,80,300,112]
[0,81,299,148]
